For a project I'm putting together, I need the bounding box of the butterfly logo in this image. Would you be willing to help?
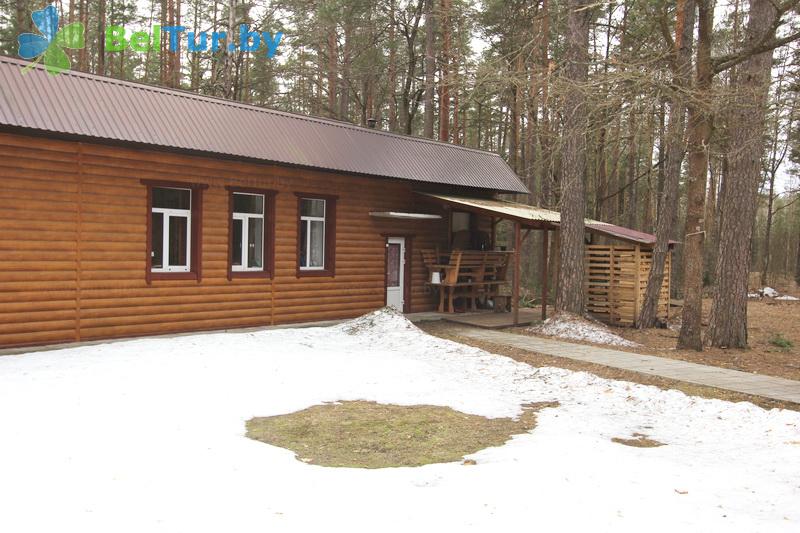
[17,5,85,75]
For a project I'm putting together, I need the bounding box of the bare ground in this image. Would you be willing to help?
[245,400,556,468]
[508,299,800,381]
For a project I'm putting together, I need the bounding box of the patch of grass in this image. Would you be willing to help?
[769,333,794,349]
[611,433,665,448]
[246,400,557,468]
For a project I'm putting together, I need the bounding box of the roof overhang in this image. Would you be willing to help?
[369,211,442,220]
[417,192,674,248]
[417,193,561,229]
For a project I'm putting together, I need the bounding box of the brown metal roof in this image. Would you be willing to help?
[585,223,676,246]
[0,56,528,194]
[420,193,674,247]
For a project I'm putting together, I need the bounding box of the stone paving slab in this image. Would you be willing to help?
[452,327,800,405]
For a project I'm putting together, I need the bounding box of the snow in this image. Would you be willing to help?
[0,308,798,532]
[529,312,641,347]
[762,287,780,298]
[751,287,799,300]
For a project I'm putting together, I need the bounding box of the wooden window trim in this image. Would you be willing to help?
[141,179,208,284]
[225,186,277,281]
[294,192,338,278]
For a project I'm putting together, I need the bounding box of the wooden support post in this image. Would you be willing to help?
[490,217,496,249]
[552,230,561,308]
[541,229,549,321]
[513,221,521,325]
[633,245,641,327]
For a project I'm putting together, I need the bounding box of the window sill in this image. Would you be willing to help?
[229,270,273,280]
[296,269,335,278]
[150,272,199,282]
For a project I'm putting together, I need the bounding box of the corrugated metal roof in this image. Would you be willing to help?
[421,193,566,223]
[0,56,528,194]
[585,223,677,246]
[420,193,672,246]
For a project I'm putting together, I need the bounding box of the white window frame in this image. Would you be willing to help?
[151,188,191,274]
[300,198,326,271]
[232,192,265,272]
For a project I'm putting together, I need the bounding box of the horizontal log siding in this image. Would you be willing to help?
[0,132,448,348]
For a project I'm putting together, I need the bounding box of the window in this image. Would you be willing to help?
[299,198,326,269]
[151,187,192,273]
[142,180,207,283]
[227,187,275,279]
[232,193,264,271]
[295,193,337,277]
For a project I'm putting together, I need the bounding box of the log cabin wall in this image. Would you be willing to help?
[0,131,451,348]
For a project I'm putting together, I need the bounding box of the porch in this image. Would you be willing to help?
[414,192,674,327]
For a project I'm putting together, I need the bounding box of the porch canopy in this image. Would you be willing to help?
[417,192,667,324]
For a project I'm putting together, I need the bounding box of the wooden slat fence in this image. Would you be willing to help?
[584,244,670,326]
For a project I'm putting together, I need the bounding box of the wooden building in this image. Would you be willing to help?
[0,57,669,349]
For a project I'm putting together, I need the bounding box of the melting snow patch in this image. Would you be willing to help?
[776,295,800,301]
[529,313,640,348]
[762,287,779,298]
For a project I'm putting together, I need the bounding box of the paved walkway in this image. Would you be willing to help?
[451,327,800,405]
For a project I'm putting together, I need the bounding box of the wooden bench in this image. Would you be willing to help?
[421,249,510,312]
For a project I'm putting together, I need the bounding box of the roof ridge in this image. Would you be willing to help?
[0,55,507,159]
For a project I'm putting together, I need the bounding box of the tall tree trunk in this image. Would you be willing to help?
[399,0,424,134]
[98,0,107,75]
[538,0,552,207]
[761,171,776,287]
[190,0,201,90]
[556,0,592,315]
[172,0,181,87]
[439,0,451,141]
[639,0,695,328]
[388,0,398,132]
[796,228,800,285]
[223,0,237,98]
[526,0,541,201]
[326,25,338,118]
[78,0,89,71]
[707,0,777,348]
[423,0,436,138]
[678,0,712,350]
[704,153,719,279]
[339,23,352,120]
[509,55,522,172]
[210,1,219,91]
[760,54,791,287]
[626,101,639,229]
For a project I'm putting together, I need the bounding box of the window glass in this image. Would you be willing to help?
[300,220,308,267]
[153,187,191,210]
[232,219,243,267]
[301,198,325,218]
[151,212,164,269]
[168,216,188,266]
[248,218,264,269]
[234,193,264,214]
[386,243,401,287]
[309,220,325,267]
